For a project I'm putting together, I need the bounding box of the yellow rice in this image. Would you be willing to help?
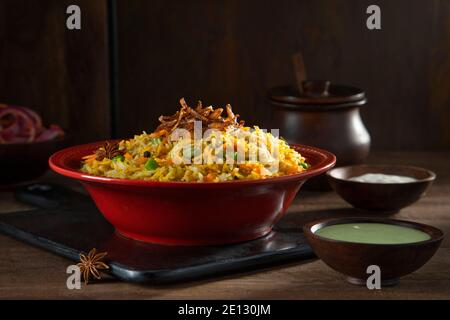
[81,126,308,182]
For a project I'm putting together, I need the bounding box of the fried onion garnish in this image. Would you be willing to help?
[154,98,244,136]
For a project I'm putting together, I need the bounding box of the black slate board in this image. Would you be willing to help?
[0,184,314,283]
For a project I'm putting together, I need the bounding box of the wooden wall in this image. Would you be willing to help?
[1,0,449,150]
[0,0,110,144]
[115,0,450,150]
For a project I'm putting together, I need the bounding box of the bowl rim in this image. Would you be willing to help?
[49,141,336,188]
[303,217,444,247]
[326,164,436,185]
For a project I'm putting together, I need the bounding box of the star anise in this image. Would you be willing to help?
[95,141,124,160]
[77,248,109,285]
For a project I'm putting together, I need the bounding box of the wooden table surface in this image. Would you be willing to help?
[1,151,449,299]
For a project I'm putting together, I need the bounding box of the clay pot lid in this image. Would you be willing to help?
[269,80,366,105]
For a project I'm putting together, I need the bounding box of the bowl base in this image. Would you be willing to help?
[115,228,273,246]
[346,276,400,287]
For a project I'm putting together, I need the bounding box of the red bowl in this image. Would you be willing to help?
[49,141,335,246]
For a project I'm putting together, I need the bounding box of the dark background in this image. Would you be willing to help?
[0,0,449,150]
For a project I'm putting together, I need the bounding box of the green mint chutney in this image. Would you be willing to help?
[314,223,431,244]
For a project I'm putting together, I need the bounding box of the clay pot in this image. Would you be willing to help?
[268,80,371,190]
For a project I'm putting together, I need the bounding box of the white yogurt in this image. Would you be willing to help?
[348,173,417,184]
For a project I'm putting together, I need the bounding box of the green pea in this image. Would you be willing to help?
[300,162,309,169]
[113,155,125,162]
[145,158,158,170]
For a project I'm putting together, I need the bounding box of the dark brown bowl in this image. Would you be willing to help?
[303,217,444,286]
[0,136,67,186]
[327,165,436,212]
